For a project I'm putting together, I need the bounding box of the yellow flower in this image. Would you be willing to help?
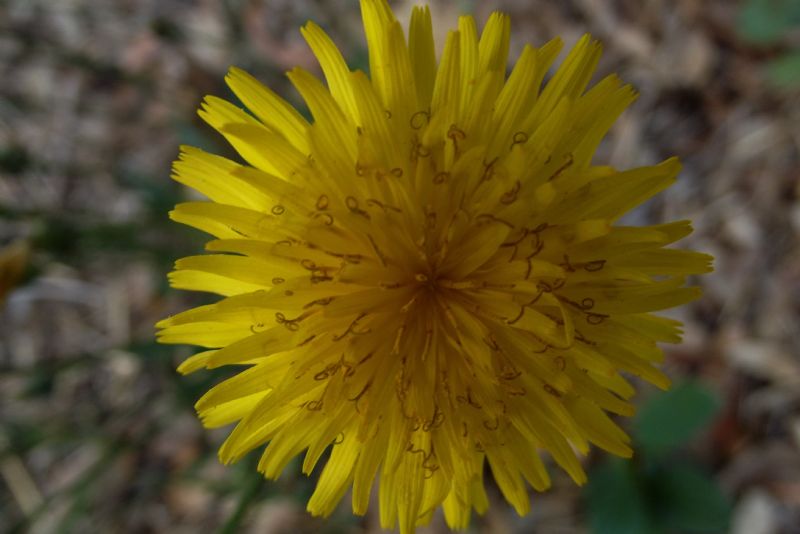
[0,240,30,304]
[157,1,712,532]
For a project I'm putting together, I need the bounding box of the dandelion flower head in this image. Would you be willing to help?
[157,1,713,532]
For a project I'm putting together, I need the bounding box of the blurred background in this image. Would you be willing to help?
[1,0,799,532]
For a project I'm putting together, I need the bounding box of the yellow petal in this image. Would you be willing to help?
[301,22,359,122]
[408,5,436,107]
[225,67,310,152]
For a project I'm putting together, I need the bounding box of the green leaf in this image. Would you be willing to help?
[738,0,799,44]
[0,144,31,174]
[586,458,653,534]
[766,52,800,87]
[650,464,732,532]
[633,381,720,457]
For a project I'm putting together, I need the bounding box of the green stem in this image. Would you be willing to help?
[217,472,263,534]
